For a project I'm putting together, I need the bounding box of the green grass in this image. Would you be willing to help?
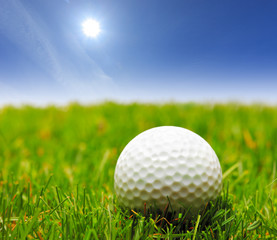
[0,102,276,239]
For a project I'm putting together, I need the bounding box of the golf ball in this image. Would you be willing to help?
[114,126,222,214]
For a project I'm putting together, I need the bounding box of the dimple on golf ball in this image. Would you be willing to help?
[114,126,222,214]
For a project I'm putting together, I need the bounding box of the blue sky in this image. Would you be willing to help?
[0,0,277,105]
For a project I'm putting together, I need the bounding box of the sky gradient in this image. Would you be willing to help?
[0,0,277,105]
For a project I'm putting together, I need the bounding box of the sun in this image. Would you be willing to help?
[82,18,101,38]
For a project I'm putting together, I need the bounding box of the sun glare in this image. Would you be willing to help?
[82,18,101,38]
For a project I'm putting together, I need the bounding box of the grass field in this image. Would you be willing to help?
[0,102,277,239]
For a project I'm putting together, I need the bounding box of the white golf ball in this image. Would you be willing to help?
[114,126,222,214]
